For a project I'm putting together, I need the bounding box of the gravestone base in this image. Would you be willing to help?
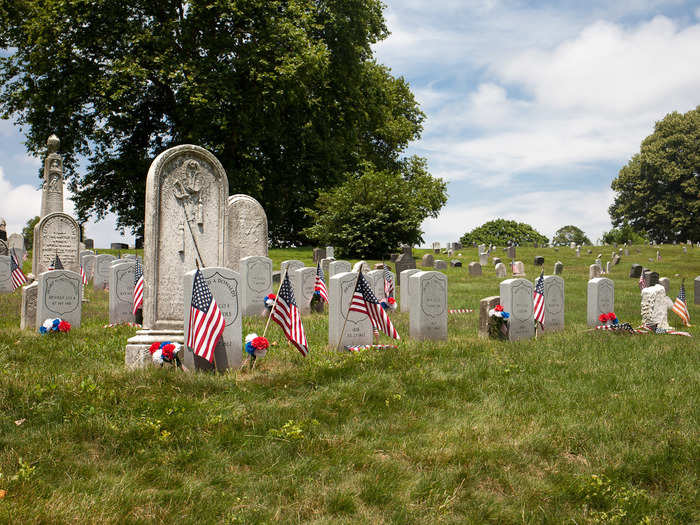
[125,329,184,369]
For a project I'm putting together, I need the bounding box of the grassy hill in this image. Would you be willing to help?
[1,244,698,523]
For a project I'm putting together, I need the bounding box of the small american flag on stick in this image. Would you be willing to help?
[350,272,399,340]
[270,272,308,356]
[671,280,691,326]
[383,264,394,299]
[314,262,328,303]
[132,257,144,315]
[10,249,27,290]
[533,270,545,328]
[186,268,226,363]
[638,270,647,291]
[48,254,64,271]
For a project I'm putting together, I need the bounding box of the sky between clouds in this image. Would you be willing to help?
[1,0,699,247]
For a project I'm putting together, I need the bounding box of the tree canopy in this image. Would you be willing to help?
[552,225,591,246]
[609,106,700,243]
[303,158,447,258]
[601,223,647,245]
[459,219,548,247]
[0,0,425,244]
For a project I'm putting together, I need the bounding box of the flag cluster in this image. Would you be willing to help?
[10,249,27,290]
[270,273,308,356]
[186,269,226,363]
[350,273,400,340]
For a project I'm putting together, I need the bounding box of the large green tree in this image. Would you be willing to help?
[609,106,700,242]
[551,225,591,246]
[0,0,424,244]
[460,219,548,247]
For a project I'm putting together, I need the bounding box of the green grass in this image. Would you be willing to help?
[1,245,698,523]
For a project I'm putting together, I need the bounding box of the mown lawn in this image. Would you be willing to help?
[1,244,698,523]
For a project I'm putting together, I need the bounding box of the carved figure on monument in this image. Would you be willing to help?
[173,159,204,252]
[41,135,64,217]
[640,284,674,330]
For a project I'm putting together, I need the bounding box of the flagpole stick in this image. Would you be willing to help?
[336,271,363,352]
[262,268,288,339]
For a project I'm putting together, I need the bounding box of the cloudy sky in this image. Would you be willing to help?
[1,1,699,247]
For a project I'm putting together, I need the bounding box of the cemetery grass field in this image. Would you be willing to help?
[1,246,698,524]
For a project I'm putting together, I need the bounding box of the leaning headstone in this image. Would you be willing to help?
[434,260,448,270]
[109,261,136,324]
[328,271,372,349]
[409,271,447,340]
[33,212,80,275]
[658,277,670,294]
[533,255,544,266]
[495,262,507,277]
[290,266,316,315]
[554,261,564,275]
[478,296,500,338]
[422,253,434,267]
[8,233,25,262]
[329,260,351,279]
[629,264,642,278]
[543,275,565,332]
[0,256,11,293]
[126,145,228,369]
[20,281,38,330]
[468,262,482,276]
[240,256,272,317]
[183,267,241,371]
[93,254,117,290]
[36,269,82,328]
[589,264,601,280]
[400,268,420,312]
[313,247,326,263]
[280,259,304,276]
[499,278,534,341]
[587,277,614,327]
[224,194,268,272]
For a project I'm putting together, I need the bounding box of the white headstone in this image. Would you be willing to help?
[400,268,420,313]
[352,260,370,273]
[365,269,385,299]
[290,266,316,314]
[109,261,136,324]
[499,278,534,341]
[589,264,601,280]
[658,277,670,294]
[640,284,673,330]
[82,254,95,283]
[0,256,11,293]
[513,261,525,275]
[239,256,273,316]
[36,270,82,328]
[33,212,80,275]
[326,246,335,259]
[587,277,614,327]
[543,275,564,332]
[183,267,241,370]
[94,254,117,290]
[224,194,268,272]
[329,260,351,279]
[495,262,507,278]
[328,271,372,349]
[409,271,447,340]
[478,252,488,266]
[280,259,304,276]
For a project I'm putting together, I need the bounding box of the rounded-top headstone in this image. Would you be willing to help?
[224,194,268,272]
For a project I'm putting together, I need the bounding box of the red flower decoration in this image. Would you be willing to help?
[598,313,608,323]
[58,320,71,332]
[161,344,175,361]
[607,312,616,320]
[267,293,276,300]
[387,297,396,305]
[495,304,503,312]
[252,336,269,350]
[149,342,161,354]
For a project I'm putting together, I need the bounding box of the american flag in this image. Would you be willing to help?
[80,265,88,285]
[533,270,545,327]
[132,257,144,315]
[10,249,27,290]
[186,269,226,363]
[383,265,394,299]
[671,281,691,326]
[270,272,308,356]
[48,254,64,271]
[638,270,646,291]
[314,262,328,303]
[349,272,400,340]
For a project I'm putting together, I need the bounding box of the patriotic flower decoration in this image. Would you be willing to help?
[264,293,277,309]
[380,297,397,311]
[598,312,618,326]
[38,318,71,334]
[489,304,510,319]
[487,304,510,340]
[149,341,182,365]
[245,333,270,359]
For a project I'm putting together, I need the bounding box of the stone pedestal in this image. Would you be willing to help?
[126,330,186,369]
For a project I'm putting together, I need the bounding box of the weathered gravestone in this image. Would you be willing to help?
[478,296,500,338]
[33,213,80,276]
[280,259,304,276]
[477,244,486,255]
[0,256,11,293]
[468,262,482,276]
[629,264,642,278]
[328,271,373,349]
[589,264,601,280]
[422,253,434,267]
[479,252,488,266]
[240,256,272,317]
[224,194,268,272]
[394,248,416,277]
[641,284,673,330]
[183,267,241,370]
[400,268,420,312]
[409,271,447,341]
[513,261,525,275]
[93,254,117,290]
[492,257,501,265]
[326,246,335,259]
[82,254,95,283]
[79,249,94,265]
[20,282,38,330]
[612,254,621,265]
[290,266,316,315]
[587,277,614,327]
[329,260,351,279]
[647,272,659,287]
[499,278,534,341]
[554,261,564,275]
[534,255,544,266]
[109,261,136,324]
[658,277,670,294]
[36,270,82,328]
[495,262,507,277]
[506,246,516,259]
[320,257,335,282]
[313,247,326,263]
[352,261,370,273]
[543,275,565,332]
[8,234,25,262]
[126,145,228,369]
[434,260,448,270]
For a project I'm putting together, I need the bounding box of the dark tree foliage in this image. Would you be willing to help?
[0,0,425,244]
[552,225,591,246]
[21,215,39,250]
[460,219,548,246]
[609,106,700,243]
[601,223,647,245]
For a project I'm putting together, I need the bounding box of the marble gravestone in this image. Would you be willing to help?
[329,260,351,279]
[0,256,11,293]
[554,261,564,275]
[543,275,565,332]
[513,261,525,275]
[589,264,601,280]
[33,213,80,276]
[82,254,95,283]
[587,277,614,327]
[109,260,136,324]
[328,271,373,349]
[36,270,82,328]
[326,246,335,259]
[313,247,326,263]
[126,145,228,369]
[434,260,448,270]
[352,261,370,273]
[478,296,500,338]
[224,194,268,272]
[280,260,304,277]
[240,256,273,317]
[479,253,488,266]
[394,248,416,279]
[694,276,700,305]
[320,257,335,281]
[365,269,386,300]
[409,271,447,340]
[499,278,534,341]
[422,253,434,267]
[400,268,420,313]
[8,233,25,262]
[290,266,316,314]
[468,262,482,276]
[183,267,242,370]
[93,254,117,290]
[21,281,38,330]
[658,277,670,294]
[495,262,507,277]
[80,249,94,265]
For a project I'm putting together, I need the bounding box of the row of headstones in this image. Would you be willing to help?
[420,253,565,278]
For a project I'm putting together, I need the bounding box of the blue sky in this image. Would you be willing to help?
[1,0,699,247]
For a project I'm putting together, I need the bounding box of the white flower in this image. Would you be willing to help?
[151,349,163,364]
[488,309,503,318]
[245,333,259,344]
[42,318,55,329]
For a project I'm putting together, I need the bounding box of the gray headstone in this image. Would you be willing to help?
[109,261,136,324]
[495,262,507,277]
[450,260,462,267]
[313,247,326,263]
[629,264,642,278]
[400,268,420,313]
[40,135,64,218]
[280,259,304,276]
[329,260,351,279]
[422,253,434,267]
[290,266,316,315]
[434,260,448,270]
[658,277,670,294]
[499,278,534,341]
[8,233,25,262]
[82,255,95,282]
[648,272,659,287]
[0,256,11,293]
[576,247,581,257]
[695,276,700,305]
[0,240,6,256]
[20,281,38,330]
[477,244,486,255]
[506,246,516,259]
[36,269,82,328]
[624,248,629,256]
[224,194,268,272]
[183,267,241,371]
[554,261,564,275]
[534,256,544,266]
[94,254,117,290]
[328,271,372,349]
[478,296,500,338]
[79,249,94,264]
[409,271,447,341]
[543,275,564,332]
[33,212,80,276]
[110,243,129,250]
[240,256,273,317]
[394,251,416,277]
[587,277,614,327]
[468,262,482,276]
[589,264,601,280]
